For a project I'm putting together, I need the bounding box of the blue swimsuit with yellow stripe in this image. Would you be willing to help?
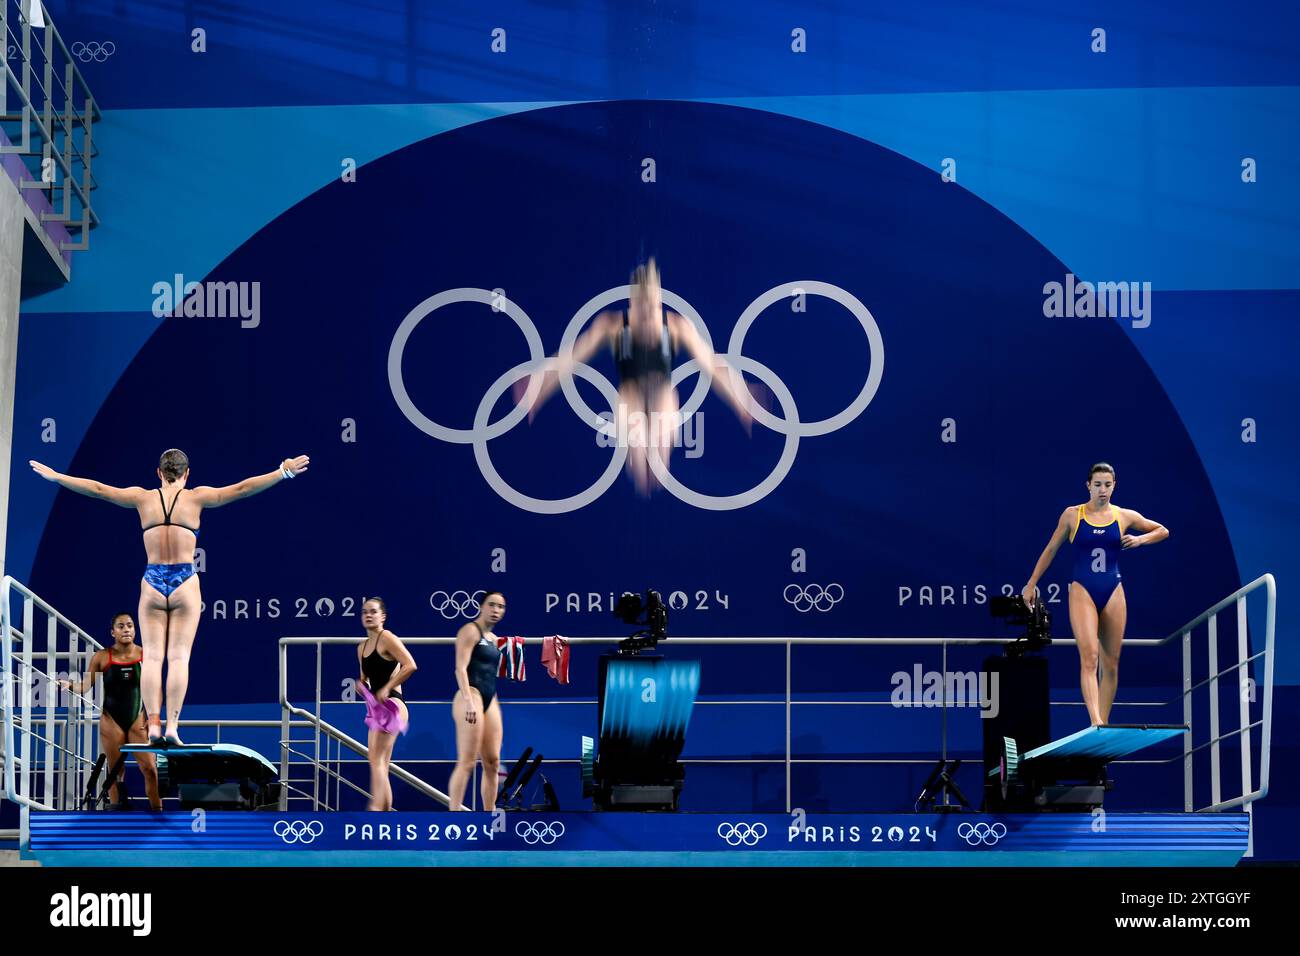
[1070,505,1123,611]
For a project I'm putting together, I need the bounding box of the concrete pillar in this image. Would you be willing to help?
[0,171,24,579]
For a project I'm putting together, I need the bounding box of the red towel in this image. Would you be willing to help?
[541,635,570,685]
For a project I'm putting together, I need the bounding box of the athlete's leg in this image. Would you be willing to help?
[1069,582,1103,726]
[478,698,503,812]
[1097,584,1128,725]
[125,711,162,810]
[98,715,126,805]
[137,580,169,738]
[448,689,486,810]
[161,575,201,742]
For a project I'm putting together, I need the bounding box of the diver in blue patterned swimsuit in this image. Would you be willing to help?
[31,449,309,745]
[1021,463,1169,727]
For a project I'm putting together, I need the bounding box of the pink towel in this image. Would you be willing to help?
[358,683,409,736]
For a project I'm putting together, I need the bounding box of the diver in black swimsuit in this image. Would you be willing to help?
[357,597,417,811]
[448,591,506,811]
[512,258,758,495]
[60,613,162,810]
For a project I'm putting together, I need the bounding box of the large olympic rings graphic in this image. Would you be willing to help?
[71,41,115,62]
[274,820,324,844]
[388,283,884,513]
[957,822,1007,846]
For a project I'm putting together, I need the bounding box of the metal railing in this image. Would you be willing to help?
[2,573,1276,853]
[1,0,101,252]
[0,576,397,848]
[1172,573,1276,856]
[279,574,1275,851]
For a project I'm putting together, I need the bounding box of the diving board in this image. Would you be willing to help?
[1019,725,1186,763]
[120,743,280,810]
[991,724,1187,811]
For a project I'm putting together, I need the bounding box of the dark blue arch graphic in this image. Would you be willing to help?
[33,100,1236,703]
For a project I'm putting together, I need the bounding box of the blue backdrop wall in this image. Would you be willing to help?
[5,1,1296,853]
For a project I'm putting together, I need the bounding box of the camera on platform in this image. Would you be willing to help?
[613,589,668,655]
[989,594,1051,655]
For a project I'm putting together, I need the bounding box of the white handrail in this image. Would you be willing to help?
[278,575,1275,821]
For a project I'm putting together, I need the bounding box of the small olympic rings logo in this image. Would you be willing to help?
[274,820,324,844]
[717,822,768,846]
[388,282,884,513]
[71,41,115,62]
[515,821,566,845]
[957,822,1007,846]
[783,583,844,612]
[429,590,484,620]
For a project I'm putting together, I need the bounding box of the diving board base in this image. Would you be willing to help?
[119,743,280,810]
[26,812,1250,867]
[988,725,1189,812]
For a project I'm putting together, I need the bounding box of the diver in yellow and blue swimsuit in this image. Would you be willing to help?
[1022,463,1170,727]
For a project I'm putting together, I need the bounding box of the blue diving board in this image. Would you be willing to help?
[121,742,278,775]
[990,724,1186,777]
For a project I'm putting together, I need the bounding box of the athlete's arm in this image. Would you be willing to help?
[514,311,617,420]
[190,455,309,508]
[1022,507,1074,606]
[30,462,143,508]
[1119,508,1169,549]
[60,650,106,695]
[454,623,479,724]
[375,631,418,702]
[670,313,758,428]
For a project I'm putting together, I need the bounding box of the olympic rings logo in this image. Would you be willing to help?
[783,583,844,613]
[388,282,884,513]
[717,822,768,846]
[71,41,115,62]
[274,820,324,844]
[957,822,1007,846]
[429,590,484,619]
[516,821,566,845]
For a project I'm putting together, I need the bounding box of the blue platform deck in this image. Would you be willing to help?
[26,811,1250,867]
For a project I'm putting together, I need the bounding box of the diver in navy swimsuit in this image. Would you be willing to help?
[448,591,507,811]
[1022,462,1169,727]
[512,258,760,495]
[31,448,310,746]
